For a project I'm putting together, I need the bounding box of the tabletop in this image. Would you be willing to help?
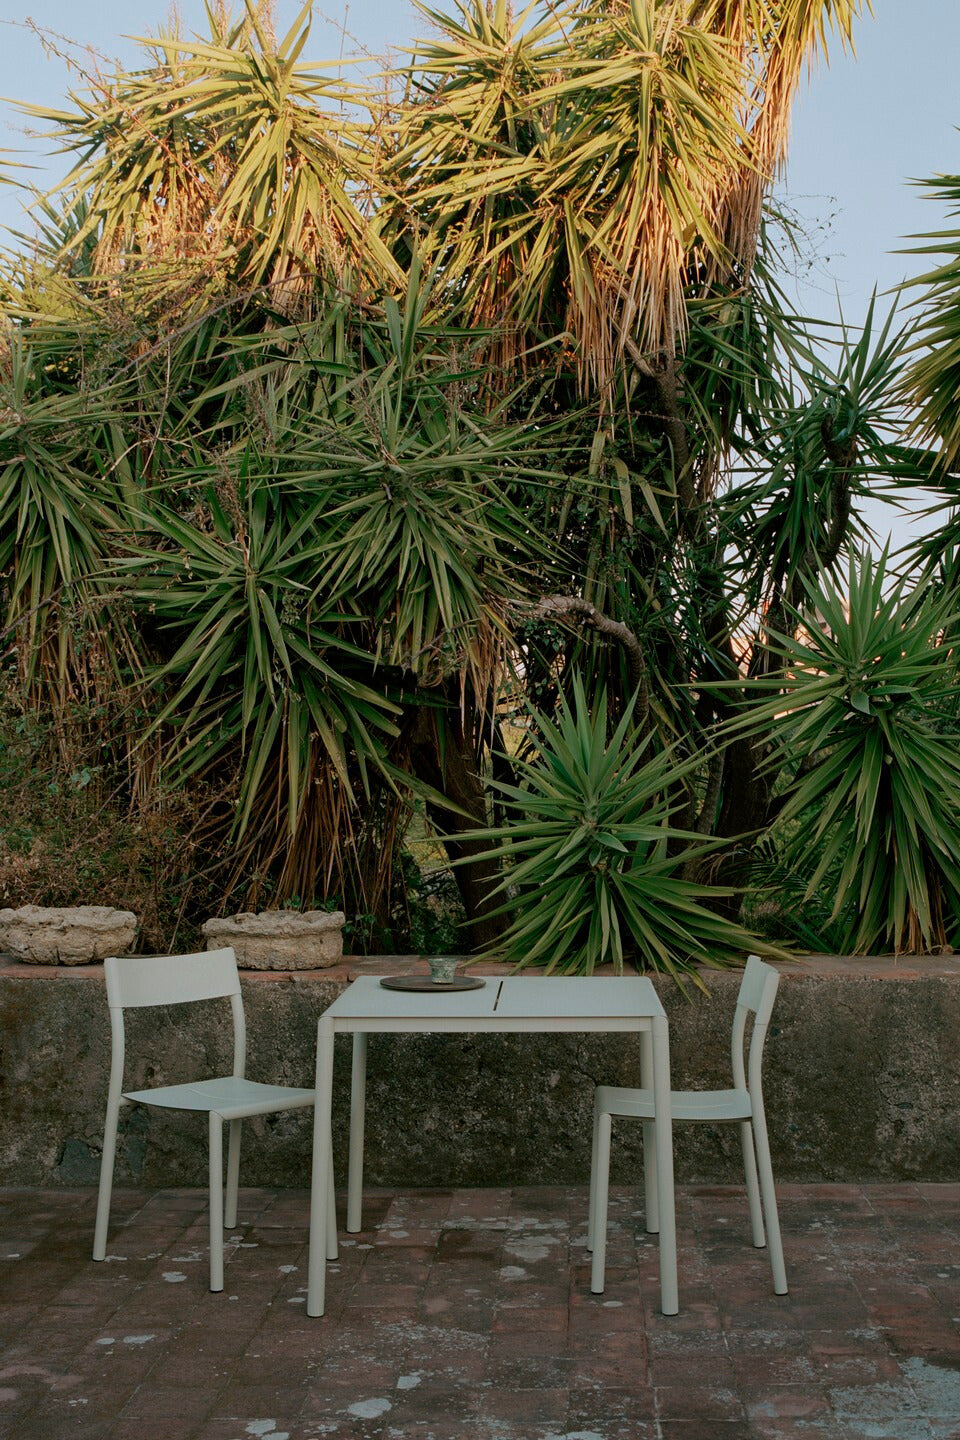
[321,974,665,1027]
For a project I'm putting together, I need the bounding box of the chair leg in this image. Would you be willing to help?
[751,1110,787,1295]
[308,1016,336,1317]
[92,1098,122,1261]
[739,1117,765,1249]
[225,1119,242,1230]
[587,1097,601,1253]
[208,1111,225,1293]
[590,1109,613,1294]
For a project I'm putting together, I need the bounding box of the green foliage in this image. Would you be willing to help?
[127,464,401,832]
[14,2,399,298]
[0,335,135,695]
[3,0,958,971]
[274,268,567,688]
[398,851,467,957]
[746,551,960,954]
[466,674,769,982]
[901,174,960,473]
[721,295,909,605]
[741,833,854,955]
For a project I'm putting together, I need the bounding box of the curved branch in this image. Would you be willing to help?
[516,594,648,720]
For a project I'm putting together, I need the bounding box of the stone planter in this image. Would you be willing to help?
[201,909,346,970]
[0,905,139,965]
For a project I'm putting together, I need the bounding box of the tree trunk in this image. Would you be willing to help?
[405,698,507,952]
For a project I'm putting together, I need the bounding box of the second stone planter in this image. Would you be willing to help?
[201,909,346,970]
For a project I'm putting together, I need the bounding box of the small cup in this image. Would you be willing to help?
[427,955,458,984]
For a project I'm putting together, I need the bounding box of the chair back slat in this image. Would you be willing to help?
[737,954,776,1016]
[230,991,247,1078]
[104,948,240,1010]
[731,955,779,1091]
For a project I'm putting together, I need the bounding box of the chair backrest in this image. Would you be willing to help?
[103,947,245,1080]
[104,947,241,1009]
[730,954,780,1097]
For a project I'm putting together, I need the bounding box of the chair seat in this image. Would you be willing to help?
[123,1076,315,1120]
[596,1083,753,1123]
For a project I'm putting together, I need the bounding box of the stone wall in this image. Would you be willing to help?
[2,954,959,1190]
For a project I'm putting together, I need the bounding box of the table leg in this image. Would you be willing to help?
[640,1032,659,1234]
[651,1012,678,1315]
[346,1031,367,1233]
[307,1014,335,1317]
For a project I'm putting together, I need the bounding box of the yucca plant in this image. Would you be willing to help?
[901,173,960,473]
[280,284,569,695]
[746,550,960,954]
[125,454,400,837]
[717,293,913,628]
[2,0,918,957]
[464,673,769,983]
[389,0,866,382]
[0,334,139,706]
[15,1,399,307]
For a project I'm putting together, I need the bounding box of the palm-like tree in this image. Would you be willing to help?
[8,0,953,967]
[388,0,864,384]
[16,2,400,309]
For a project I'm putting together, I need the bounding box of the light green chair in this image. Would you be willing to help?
[588,954,787,1296]
[93,946,335,1290]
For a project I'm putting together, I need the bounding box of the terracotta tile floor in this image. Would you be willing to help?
[3,1183,960,1439]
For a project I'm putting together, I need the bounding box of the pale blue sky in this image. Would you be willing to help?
[1,1,957,544]
[782,0,960,325]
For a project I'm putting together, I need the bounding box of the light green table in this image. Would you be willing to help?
[306,974,677,1317]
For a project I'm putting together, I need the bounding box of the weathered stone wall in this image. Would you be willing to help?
[2,955,959,1189]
